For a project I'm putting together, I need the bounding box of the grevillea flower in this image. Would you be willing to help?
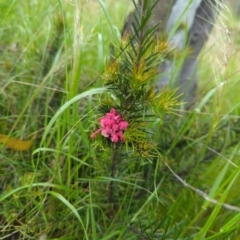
[91,109,129,143]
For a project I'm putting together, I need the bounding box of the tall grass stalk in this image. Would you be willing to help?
[0,0,240,239]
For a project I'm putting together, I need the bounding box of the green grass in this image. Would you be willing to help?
[1,0,240,239]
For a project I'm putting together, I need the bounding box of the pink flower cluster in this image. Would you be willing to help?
[91,108,129,143]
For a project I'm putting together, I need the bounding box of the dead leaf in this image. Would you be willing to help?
[0,134,34,151]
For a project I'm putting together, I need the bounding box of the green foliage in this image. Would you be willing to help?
[0,0,240,239]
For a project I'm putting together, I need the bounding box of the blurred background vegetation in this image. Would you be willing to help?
[0,0,240,239]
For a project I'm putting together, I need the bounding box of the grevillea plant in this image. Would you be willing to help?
[91,0,180,210]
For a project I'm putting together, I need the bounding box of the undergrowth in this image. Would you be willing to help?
[0,0,240,239]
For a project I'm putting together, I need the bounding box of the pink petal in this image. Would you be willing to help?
[118,131,125,141]
[110,109,117,115]
[110,133,119,142]
[114,115,122,123]
[101,127,112,137]
[106,113,114,119]
[108,119,116,127]
[100,117,108,127]
[112,124,120,132]
[100,118,115,128]
[119,121,128,130]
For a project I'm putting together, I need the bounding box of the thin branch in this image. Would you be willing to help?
[161,157,240,212]
[108,143,120,207]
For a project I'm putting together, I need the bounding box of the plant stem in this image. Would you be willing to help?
[108,143,119,208]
